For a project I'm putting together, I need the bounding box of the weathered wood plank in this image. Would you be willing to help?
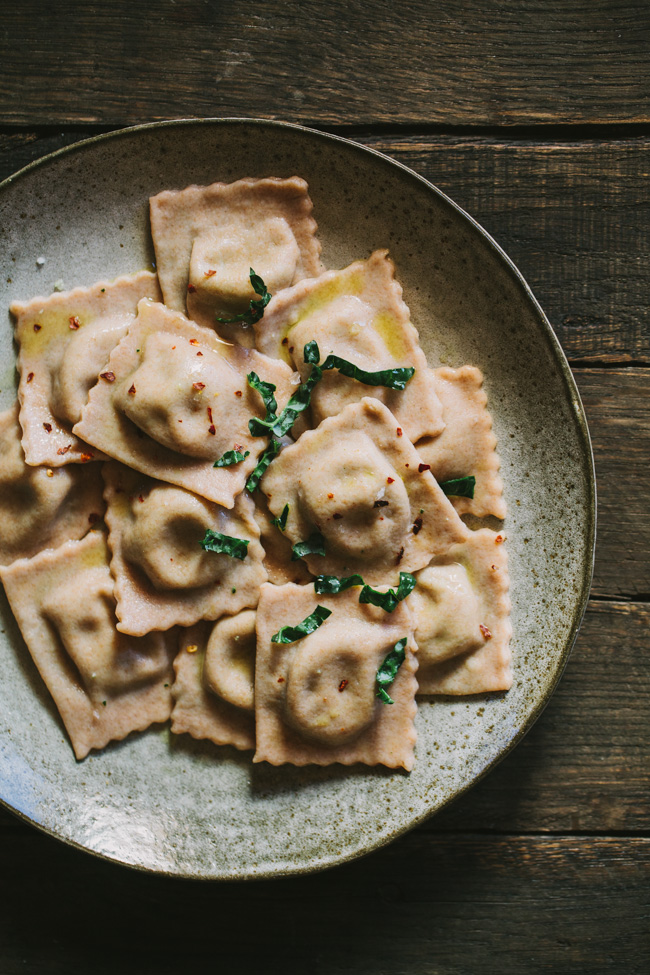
[575,369,650,599]
[1,1,649,127]
[1,599,647,841]
[362,136,650,365]
[1,132,647,365]
[0,831,646,974]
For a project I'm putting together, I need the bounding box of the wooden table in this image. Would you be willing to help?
[1,3,648,972]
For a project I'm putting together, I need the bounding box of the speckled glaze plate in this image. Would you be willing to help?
[0,119,595,879]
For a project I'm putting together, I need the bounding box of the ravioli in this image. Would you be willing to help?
[254,583,418,769]
[0,402,104,566]
[416,366,506,519]
[150,176,322,342]
[73,299,296,506]
[0,532,175,759]
[103,463,266,636]
[408,528,511,694]
[11,271,161,466]
[254,250,444,442]
[171,617,256,750]
[262,397,468,584]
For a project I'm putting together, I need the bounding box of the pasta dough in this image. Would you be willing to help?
[416,366,506,519]
[11,271,161,466]
[262,397,468,584]
[254,583,418,769]
[254,250,444,442]
[0,402,104,566]
[0,532,175,759]
[103,463,266,636]
[73,298,296,506]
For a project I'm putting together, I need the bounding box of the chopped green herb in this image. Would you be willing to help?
[102,700,107,707]
[376,637,407,704]
[314,573,364,594]
[304,341,415,391]
[439,475,476,499]
[213,448,250,467]
[200,529,249,561]
[216,268,271,326]
[247,371,278,436]
[360,572,417,612]
[271,503,289,531]
[245,438,282,492]
[270,367,323,436]
[303,339,321,364]
[271,605,332,644]
[291,531,326,561]
[231,587,237,594]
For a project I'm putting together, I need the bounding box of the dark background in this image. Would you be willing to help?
[0,2,648,972]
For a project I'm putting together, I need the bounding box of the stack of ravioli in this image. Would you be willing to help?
[0,176,511,769]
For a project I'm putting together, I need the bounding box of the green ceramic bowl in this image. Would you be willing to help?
[0,119,595,879]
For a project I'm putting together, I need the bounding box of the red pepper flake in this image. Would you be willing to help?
[171,345,176,350]
[338,679,349,693]
[373,498,389,508]
[418,463,431,473]
[412,516,423,535]
[189,338,199,346]
[491,564,497,571]
[405,463,410,468]
[196,351,203,356]
[396,546,404,565]
[192,381,206,391]
[207,407,213,423]
[333,512,343,520]
[387,476,395,484]
[277,676,285,684]
[288,346,294,353]
[88,512,101,525]
[208,425,216,435]
[480,623,492,640]
[138,495,145,503]
[80,452,93,462]
[187,284,197,293]
[100,371,116,383]
[234,390,242,397]
[43,422,52,432]
[495,534,504,544]
[26,372,34,383]
[396,427,403,437]
[68,315,81,330]
[327,493,334,499]
[57,445,71,456]
[204,269,216,278]
[281,337,289,346]
[128,384,136,395]
[33,323,42,332]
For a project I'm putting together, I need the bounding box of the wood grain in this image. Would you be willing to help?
[1,131,647,365]
[0,829,647,974]
[1,1,649,128]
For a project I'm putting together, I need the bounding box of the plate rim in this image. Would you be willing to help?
[0,117,597,879]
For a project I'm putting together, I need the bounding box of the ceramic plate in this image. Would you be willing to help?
[0,119,595,879]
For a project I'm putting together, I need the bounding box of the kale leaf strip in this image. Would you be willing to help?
[200,529,249,561]
[359,572,417,613]
[271,605,332,644]
[376,637,408,704]
[216,269,272,326]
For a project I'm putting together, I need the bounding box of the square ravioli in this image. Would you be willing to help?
[254,250,444,442]
[150,176,322,338]
[254,583,418,769]
[171,618,256,751]
[103,463,266,636]
[0,402,104,566]
[0,532,175,759]
[408,528,512,694]
[262,397,469,585]
[11,271,161,466]
[416,366,506,519]
[73,298,296,506]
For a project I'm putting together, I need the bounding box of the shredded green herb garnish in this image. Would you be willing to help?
[304,341,415,391]
[271,503,289,531]
[213,448,250,467]
[291,531,326,561]
[216,269,272,326]
[200,529,249,561]
[376,637,407,704]
[439,475,476,498]
[314,573,364,594]
[245,438,283,493]
[247,372,278,436]
[271,605,332,644]
[359,572,417,612]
